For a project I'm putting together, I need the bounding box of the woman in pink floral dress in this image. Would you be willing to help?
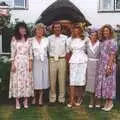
[9,22,34,109]
[95,25,117,111]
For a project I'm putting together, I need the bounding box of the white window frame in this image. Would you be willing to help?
[115,0,120,11]
[13,0,27,9]
[98,0,114,12]
[0,0,28,9]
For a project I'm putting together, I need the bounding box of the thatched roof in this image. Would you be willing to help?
[36,0,91,26]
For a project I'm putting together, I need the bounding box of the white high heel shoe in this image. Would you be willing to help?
[67,104,72,108]
[103,104,114,112]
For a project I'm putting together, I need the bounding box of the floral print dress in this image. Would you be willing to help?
[9,37,34,98]
[95,39,117,99]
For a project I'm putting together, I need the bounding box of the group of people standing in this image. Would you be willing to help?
[9,22,117,112]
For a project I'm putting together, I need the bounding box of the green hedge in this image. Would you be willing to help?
[0,55,10,102]
[2,23,33,53]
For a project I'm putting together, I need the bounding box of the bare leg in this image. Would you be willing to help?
[69,86,75,105]
[105,99,113,108]
[89,93,95,105]
[102,99,113,111]
[77,86,85,102]
[108,99,113,107]
[39,90,43,105]
[89,93,95,108]
[32,90,37,104]
[16,98,20,109]
[95,98,101,108]
[24,97,28,108]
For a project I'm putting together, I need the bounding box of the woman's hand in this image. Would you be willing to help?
[106,65,112,77]
[11,63,16,73]
[29,61,32,72]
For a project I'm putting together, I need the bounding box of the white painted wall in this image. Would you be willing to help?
[9,0,120,27]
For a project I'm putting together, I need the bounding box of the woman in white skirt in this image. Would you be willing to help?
[32,23,49,105]
[67,25,88,108]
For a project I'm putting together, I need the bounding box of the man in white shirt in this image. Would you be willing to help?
[48,22,68,104]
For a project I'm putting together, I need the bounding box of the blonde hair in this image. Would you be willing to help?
[33,23,46,35]
[72,24,85,40]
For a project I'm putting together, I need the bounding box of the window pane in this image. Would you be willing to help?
[116,0,120,9]
[103,0,114,10]
[99,0,114,11]
[14,0,25,7]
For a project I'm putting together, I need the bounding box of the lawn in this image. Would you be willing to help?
[0,99,120,120]
[0,55,120,120]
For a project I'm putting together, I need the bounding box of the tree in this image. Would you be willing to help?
[0,2,10,31]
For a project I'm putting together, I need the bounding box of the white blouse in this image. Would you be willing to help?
[32,37,49,61]
[88,39,100,54]
[68,37,89,64]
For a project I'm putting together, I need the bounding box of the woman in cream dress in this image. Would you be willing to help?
[32,23,49,105]
[67,25,88,108]
[9,22,34,109]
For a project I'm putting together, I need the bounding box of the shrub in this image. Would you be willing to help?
[0,55,10,103]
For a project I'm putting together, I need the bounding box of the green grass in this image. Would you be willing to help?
[0,100,120,120]
[1,56,120,120]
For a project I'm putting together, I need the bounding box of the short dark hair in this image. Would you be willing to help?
[14,22,29,41]
[52,22,62,31]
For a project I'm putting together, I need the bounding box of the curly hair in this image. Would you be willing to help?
[14,22,29,41]
[100,24,114,41]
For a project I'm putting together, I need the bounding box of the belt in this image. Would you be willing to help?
[88,58,99,61]
[49,56,65,59]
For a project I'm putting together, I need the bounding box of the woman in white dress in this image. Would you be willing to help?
[32,23,49,105]
[67,25,88,108]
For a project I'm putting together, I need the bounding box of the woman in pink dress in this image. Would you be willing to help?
[9,22,34,109]
[95,25,117,111]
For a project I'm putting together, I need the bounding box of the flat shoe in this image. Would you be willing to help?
[16,105,20,110]
[23,102,28,109]
[89,104,94,108]
[75,103,80,106]
[16,103,20,110]
[101,107,105,110]
[95,105,101,108]
[67,104,72,108]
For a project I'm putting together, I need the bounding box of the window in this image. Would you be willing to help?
[115,0,120,10]
[98,0,120,12]
[14,0,27,9]
[0,0,28,9]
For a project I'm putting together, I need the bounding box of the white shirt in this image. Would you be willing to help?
[32,37,48,61]
[48,34,68,57]
[69,37,89,63]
